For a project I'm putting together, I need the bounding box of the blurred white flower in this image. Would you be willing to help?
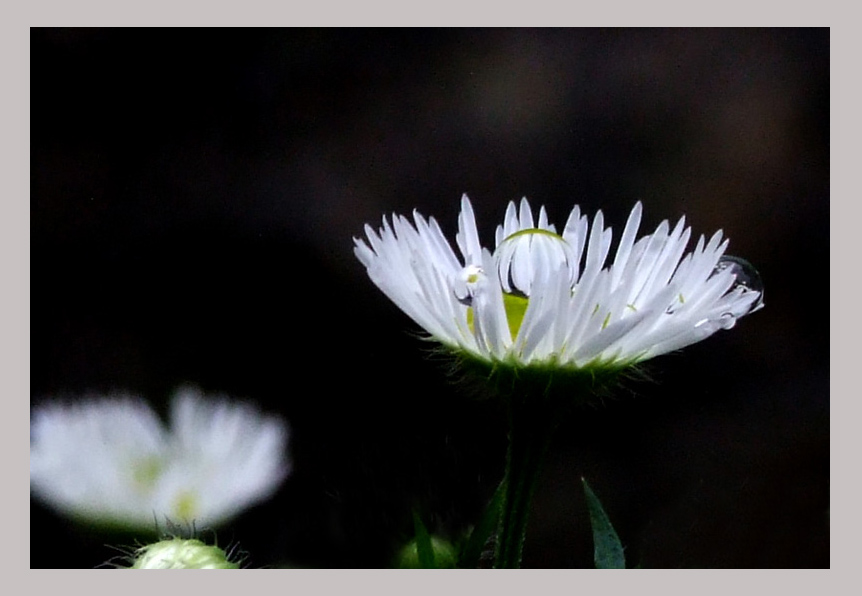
[30,386,290,532]
[355,195,763,373]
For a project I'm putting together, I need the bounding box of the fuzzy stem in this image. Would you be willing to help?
[493,400,558,569]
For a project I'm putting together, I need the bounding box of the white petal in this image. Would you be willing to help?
[456,194,483,265]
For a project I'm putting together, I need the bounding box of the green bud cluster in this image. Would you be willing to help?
[129,537,240,569]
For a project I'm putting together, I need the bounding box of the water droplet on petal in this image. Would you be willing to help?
[503,268,529,300]
[718,312,737,329]
[494,228,576,296]
[712,255,764,310]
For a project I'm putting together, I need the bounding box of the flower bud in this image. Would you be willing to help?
[395,535,458,569]
[129,537,239,569]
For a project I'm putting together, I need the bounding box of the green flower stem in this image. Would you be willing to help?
[494,399,559,569]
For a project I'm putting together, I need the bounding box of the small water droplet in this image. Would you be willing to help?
[718,312,737,329]
[712,255,764,310]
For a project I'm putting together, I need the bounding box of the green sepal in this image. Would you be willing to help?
[444,346,641,409]
[459,479,505,568]
[582,477,625,569]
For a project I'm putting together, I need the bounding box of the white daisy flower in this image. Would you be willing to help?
[354,195,763,378]
[30,386,290,532]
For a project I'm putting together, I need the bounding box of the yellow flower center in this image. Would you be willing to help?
[172,490,199,521]
[467,292,530,341]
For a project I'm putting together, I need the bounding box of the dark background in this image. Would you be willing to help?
[31,28,829,568]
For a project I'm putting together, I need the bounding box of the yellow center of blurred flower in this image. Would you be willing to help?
[172,490,199,521]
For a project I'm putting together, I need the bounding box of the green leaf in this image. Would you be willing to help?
[412,510,436,569]
[582,477,625,569]
[459,480,505,568]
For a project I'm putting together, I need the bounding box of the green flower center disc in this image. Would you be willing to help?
[467,292,530,341]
